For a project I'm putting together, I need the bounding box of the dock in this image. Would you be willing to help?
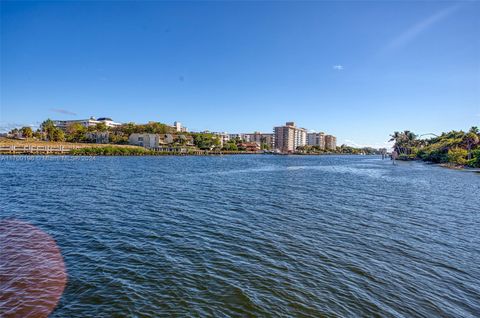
[0,145,82,155]
[0,144,262,156]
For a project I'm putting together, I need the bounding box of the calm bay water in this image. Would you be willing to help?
[1,155,479,317]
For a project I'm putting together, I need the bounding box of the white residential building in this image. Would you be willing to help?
[307,132,326,149]
[173,121,187,132]
[53,117,121,130]
[97,117,122,128]
[228,133,250,142]
[128,133,160,149]
[212,132,230,146]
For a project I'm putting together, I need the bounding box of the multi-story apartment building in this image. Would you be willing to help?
[53,117,121,130]
[242,132,275,148]
[229,133,250,142]
[325,135,337,150]
[274,122,307,152]
[260,133,275,149]
[307,132,326,149]
[173,121,188,132]
[211,132,230,146]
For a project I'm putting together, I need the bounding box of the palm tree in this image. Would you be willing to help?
[389,131,403,153]
[389,131,417,154]
[463,127,480,160]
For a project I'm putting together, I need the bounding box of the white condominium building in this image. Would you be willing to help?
[307,132,326,149]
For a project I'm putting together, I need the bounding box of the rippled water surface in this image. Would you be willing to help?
[1,155,479,317]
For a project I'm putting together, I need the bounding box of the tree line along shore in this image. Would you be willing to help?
[389,127,480,169]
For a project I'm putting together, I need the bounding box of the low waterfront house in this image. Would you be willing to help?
[239,142,261,152]
[177,134,195,146]
[86,132,109,144]
[6,131,25,139]
[128,133,160,148]
[161,134,175,145]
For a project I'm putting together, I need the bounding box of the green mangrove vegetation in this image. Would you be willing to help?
[389,127,480,168]
[296,145,383,155]
[69,146,158,156]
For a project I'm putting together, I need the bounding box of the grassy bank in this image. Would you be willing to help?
[69,146,158,156]
[69,147,261,156]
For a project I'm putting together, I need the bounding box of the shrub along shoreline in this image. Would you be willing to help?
[69,146,158,156]
[68,146,261,156]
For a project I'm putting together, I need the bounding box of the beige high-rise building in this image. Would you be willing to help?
[307,132,326,149]
[274,122,307,152]
[325,135,337,150]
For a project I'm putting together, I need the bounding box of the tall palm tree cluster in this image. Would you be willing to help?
[389,127,480,167]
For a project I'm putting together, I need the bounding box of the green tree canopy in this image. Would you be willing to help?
[20,126,33,138]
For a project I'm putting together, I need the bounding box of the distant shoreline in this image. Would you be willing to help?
[0,139,362,156]
[0,149,370,157]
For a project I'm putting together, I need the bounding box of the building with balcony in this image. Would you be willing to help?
[274,122,307,152]
[307,132,326,149]
[243,132,275,148]
[325,135,337,150]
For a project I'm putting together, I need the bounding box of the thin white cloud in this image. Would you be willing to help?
[383,4,462,52]
[333,65,344,71]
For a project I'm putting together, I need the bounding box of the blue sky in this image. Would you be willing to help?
[1,1,479,147]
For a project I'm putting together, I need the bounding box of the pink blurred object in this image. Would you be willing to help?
[0,220,67,318]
